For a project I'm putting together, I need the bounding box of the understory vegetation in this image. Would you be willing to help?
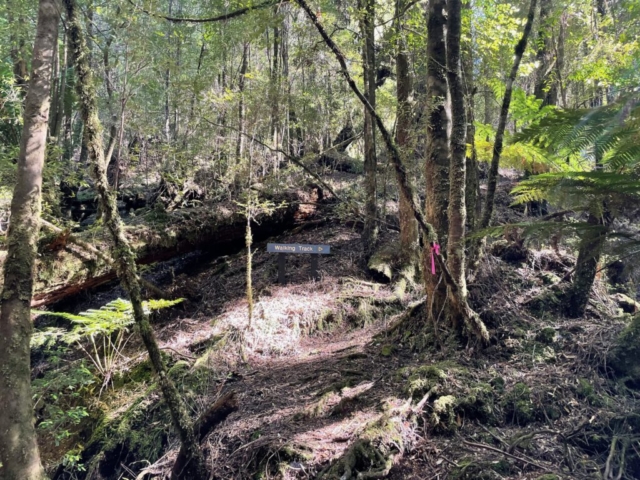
[1,0,640,479]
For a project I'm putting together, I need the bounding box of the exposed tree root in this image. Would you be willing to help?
[170,393,238,479]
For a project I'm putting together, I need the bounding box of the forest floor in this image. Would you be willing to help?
[34,174,640,480]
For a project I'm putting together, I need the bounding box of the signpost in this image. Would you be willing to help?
[267,243,331,282]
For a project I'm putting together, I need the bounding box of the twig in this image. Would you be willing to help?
[460,437,556,473]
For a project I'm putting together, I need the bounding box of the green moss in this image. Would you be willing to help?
[503,382,535,425]
[86,385,166,472]
[536,475,560,480]
[450,457,510,480]
[609,314,640,388]
[368,245,397,281]
[404,365,447,399]
[167,360,191,380]
[490,376,505,393]
[576,378,601,406]
[431,395,457,431]
[381,344,395,356]
[458,382,495,422]
[535,327,557,345]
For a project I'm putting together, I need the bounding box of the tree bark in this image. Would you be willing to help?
[566,210,612,317]
[462,1,480,233]
[361,0,378,257]
[424,0,450,320]
[395,0,418,260]
[446,0,468,309]
[0,1,58,478]
[479,0,537,230]
[533,0,557,107]
[236,42,249,163]
[62,0,207,478]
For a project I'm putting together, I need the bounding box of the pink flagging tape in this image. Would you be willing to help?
[430,243,441,275]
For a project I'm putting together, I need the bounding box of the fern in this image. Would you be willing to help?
[32,297,184,389]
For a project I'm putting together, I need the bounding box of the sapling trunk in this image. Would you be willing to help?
[246,212,254,325]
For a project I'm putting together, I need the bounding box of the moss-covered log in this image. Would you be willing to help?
[19,189,315,307]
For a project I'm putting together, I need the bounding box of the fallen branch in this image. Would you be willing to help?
[460,437,557,473]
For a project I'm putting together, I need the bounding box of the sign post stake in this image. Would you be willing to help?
[278,252,286,284]
[310,254,319,280]
[268,243,330,283]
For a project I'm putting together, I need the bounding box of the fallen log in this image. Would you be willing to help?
[24,189,317,307]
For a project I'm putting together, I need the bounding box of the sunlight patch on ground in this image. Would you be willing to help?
[212,278,343,357]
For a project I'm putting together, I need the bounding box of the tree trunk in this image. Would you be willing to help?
[566,210,612,317]
[395,0,418,261]
[7,0,29,98]
[462,1,480,233]
[236,42,249,163]
[479,0,537,230]
[62,1,207,478]
[424,0,450,320]
[163,0,173,143]
[361,0,378,258]
[0,1,58,478]
[446,0,468,311]
[533,0,557,107]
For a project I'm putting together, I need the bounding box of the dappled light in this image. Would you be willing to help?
[1,0,640,479]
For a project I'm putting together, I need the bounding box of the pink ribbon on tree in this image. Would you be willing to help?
[430,243,441,275]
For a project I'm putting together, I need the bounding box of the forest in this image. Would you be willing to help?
[0,0,639,478]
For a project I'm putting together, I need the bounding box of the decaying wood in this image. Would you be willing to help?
[25,191,312,306]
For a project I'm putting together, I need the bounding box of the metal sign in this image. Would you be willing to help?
[267,243,331,283]
[267,243,331,254]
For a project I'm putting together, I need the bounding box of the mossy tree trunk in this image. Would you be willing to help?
[565,211,612,317]
[424,0,450,322]
[360,0,378,258]
[462,0,479,233]
[395,0,418,262]
[0,1,58,478]
[533,0,557,107]
[62,0,207,478]
[446,0,469,322]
